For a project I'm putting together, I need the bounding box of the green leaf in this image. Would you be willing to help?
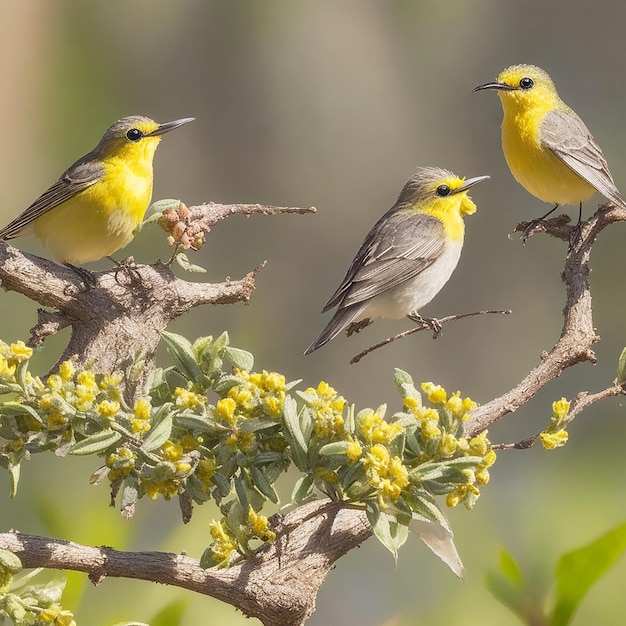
[366,501,408,563]
[147,198,182,216]
[551,521,626,626]
[282,397,308,470]
[8,462,20,498]
[175,252,206,273]
[484,548,528,620]
[250,466,279,503]
[141,410,174,452]
[69,430,122,456]
[291,474,315,503]
[616,347,626,385]
[0,402,44,422]
[318,441,352,456]
[161,331,204,385]
[222,347,254,371]
[199,547,214,569]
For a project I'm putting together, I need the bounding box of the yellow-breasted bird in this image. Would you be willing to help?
[474,64,626,229]
[304,167,489,355]
[0,115,194,264]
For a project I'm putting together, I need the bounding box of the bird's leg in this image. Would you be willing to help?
[407,312,442,338]
[568,202,585,246]
[64,264,97,289]
[346,318,373,337]
[522,203,560,243]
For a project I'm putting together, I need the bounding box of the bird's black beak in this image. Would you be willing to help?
[453,175,490,194]
[147,117,195,137]
[473,81,516,93]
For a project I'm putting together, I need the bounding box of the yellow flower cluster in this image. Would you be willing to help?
[362,444,409,506]
[304,381,346,440]
[209,519,237,566]
[196,457,216,492]
[540,397,570,450]
[358,408,403,445]
[106,447,137,482]
[174,387,205,410]
[445,431,497,509]
[248,507,276,543]
[231,369,287,419]
[39,605,76,626]
[131,398,152,434]
[0,340,34,380]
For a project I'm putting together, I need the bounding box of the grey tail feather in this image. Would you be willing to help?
[304,305,364,355]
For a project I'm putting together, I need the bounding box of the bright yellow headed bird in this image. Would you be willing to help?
[305,167,489,355]
[0,115,194,264]
[474,64,626,227]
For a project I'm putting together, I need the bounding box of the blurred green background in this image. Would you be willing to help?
[2,1,626,624]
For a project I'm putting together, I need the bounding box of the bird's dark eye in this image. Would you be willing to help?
[126,128,143,142]
[436,184,451,197]
[519,77,534,90]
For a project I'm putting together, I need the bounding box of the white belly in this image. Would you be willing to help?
[358,241,463,320]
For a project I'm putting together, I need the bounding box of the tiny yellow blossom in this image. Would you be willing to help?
[421,382,447,404]
[476,469,490,485]
[540,429,569,450]
[215,397,237,425]
[421,419,442,442]
[482,449,497,467]
[47,413,67,430]
[46,375,62,391]
[100,373,122,389]
[552,397,570,421]
[180,433,200,451]
[439,433,458,457]
[97,399,120,419]
[196,457,216,488]
[9,340,33,362]
[469,431,489,457]
[315,467,339,483]
[0,356,16,379]
[58,360,75,383]
[133,398,151,421]
[248,507,276,542]
[403,396,419,410]
[76,370,96,388]
[162,440,184,461]
[174,387,204,410]
[346,440,363,461]
[209,519,238,565]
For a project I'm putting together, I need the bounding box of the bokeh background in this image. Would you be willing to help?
[2,1,626,624]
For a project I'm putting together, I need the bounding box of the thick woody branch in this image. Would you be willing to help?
[0,499,370,626]
[0,201,313,398]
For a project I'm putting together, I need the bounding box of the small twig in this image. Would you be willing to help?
[350,309,511,364]
[491,384,625,450]
[493,437,536,450]
[513,213,572,242]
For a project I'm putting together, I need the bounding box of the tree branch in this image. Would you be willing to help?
[464,203,626,438]
[0,201,314,399]
[0,499,370,626]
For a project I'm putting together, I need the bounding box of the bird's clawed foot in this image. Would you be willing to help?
[65,264,97,289]
[407,313,442,338]
[107,256,142,284]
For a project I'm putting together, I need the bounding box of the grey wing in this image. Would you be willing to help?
[322,210,445,311]
[0,159,104,239]
[541,109,625,208]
